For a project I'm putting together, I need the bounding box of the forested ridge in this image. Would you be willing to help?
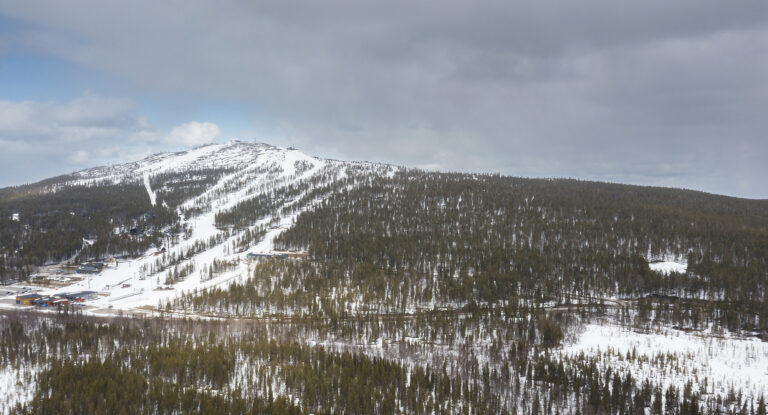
[271,171,768,332]
[3,152,768,414]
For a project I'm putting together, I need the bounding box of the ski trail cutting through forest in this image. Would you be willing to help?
[143,173,157,206]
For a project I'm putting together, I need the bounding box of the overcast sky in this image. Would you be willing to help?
[1,1,767,198]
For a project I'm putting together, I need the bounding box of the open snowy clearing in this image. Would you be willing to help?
[646,252,688,275]
[649,260,687,275]
[560,322,768,401]
[0,346,38,414]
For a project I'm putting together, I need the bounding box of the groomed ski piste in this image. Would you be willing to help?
[16,141,396,316]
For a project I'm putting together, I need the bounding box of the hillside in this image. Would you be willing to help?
[0,141,394,284]
[1,141,767,414]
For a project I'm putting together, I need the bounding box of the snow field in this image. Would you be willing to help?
[560,323,768,401]
[649,260,687,275]
[0,364,39,414]
[646,252,688,275]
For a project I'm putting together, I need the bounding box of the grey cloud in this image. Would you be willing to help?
[1,1,767,197]
[0,94,158,185]
[0,93,227,186]
[0,94,146,142]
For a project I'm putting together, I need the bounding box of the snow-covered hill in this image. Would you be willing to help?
[70,141,327,185]
[35,141,398,312]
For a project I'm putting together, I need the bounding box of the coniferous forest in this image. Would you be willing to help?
[2,160,767,414]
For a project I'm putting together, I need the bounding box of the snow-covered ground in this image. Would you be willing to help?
[0,363,38,413]
[649,260,687,275]
[32,141,397,313]
[143,172,157,206]
[560,323,768,401]
[646,252,687,275]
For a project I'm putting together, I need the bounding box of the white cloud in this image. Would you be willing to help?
[66,150,89,164]
[164,121,220,147]
[0,96,222,185]
[0,94,163,185]
[127,130,164,143]
[0,93,145,145]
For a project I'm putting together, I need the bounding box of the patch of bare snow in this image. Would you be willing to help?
[648,260,687,275]
[561,323,768,401]
[0,364,39,413]
[646,252,687,275]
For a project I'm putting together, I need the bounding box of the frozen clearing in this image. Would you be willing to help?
[646,252,687,275]
[560,323,768,400]
[649,260,687,275]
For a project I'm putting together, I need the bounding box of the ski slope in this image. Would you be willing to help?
[38,141,398,312]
